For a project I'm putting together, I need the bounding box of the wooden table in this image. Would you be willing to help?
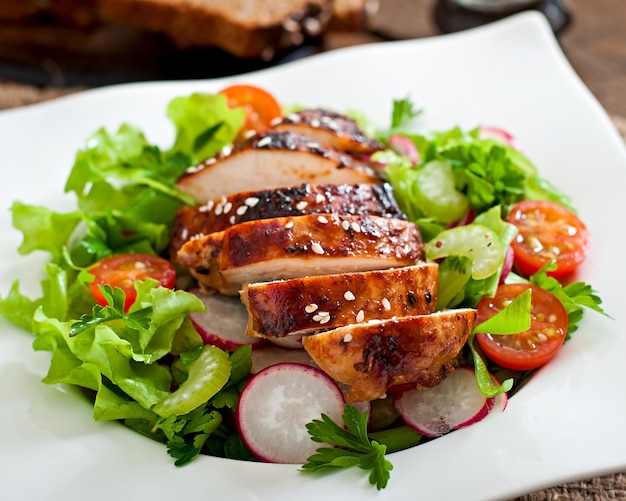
[0,1,625,499]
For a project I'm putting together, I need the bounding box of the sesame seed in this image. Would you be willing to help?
[351,221,361,233]
[343,333,353,343]
[205,157,217,165]
[221,145,232,156]
[206,200,215,211]
[306,141,320,149]
[134,261,146,270]
[269,117,283,126]
[296,201,309,210]
[305,303,318,313]
[245,197,260,207]
[341,220,351,231]
[215,204,223,216]
[312,314,322,322]
[315,193,326,204]
[286,113,301,122]
[356,310,365,323]
[256,136,272,147]
[318,311,330,317]
[320,316,331,325]
[285,221,294,229]
[223,202,233,214]
[190,232,205,241]
[236,205,248,216]
[229,216,236,225]
[344,291,356,301]
[382,298,391,311]
[311,242,325,255]
[181,228,188,240]
[317,215,329,224]
[310,118,321,128]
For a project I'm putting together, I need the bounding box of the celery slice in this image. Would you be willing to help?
[153,344,231,417]
[425,224,505,280]
[414,160,469,224]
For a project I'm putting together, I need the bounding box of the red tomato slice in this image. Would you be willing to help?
[507,199,588,278]
[475,283,568,371]
[218,84,282,134]
[88,253,176,312]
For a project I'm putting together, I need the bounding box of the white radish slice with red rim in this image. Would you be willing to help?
[479,126,524,151]
[189,288,263,351]
[268,334,304,349]
[388,134,420,165]
[393,366,494,437]
[250,345,318,374]
[237,362,345,464]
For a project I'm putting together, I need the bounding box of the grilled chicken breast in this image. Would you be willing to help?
[176,131,381,203]
[241,263,438,339]
[301,309,477,403]
[176,213,424,296]
[270,108,384,155]
[170,182,405,255]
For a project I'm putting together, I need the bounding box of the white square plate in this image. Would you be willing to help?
[1,12,625,501]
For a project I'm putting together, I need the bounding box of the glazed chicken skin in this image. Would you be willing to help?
[175,213,424,296]
[175,131,381,203]
[269,108,385,155]
[241,263,439,339]
[301,309,477,403]
[169,182,405,255]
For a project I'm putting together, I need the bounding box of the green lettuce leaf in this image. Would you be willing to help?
[166,92,245,164]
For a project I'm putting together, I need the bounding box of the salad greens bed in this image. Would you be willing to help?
[0,92,607,490]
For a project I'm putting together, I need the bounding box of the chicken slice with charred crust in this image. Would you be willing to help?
[301,309,477,403]
[241,263,438,339]
[170,182,405,255]
[176,131,381,203]
[176,213,423,296]
[270,109,384,155]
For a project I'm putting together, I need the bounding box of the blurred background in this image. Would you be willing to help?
[0,0,624,120]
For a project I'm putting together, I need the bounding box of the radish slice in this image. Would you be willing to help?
[250,345,318,374]
[268,334,304,350]
[388,134,420,165]
[190,288,263,351]
[499,245,515,284]
[393,366,494,437]
[479,126,523,151]
[237,363,345,464]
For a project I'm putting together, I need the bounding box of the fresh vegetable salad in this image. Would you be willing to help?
[0,85,607,490]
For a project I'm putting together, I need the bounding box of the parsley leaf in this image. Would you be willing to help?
[390,97,422,131]
[69,284,152,336]
[157,406,223,466]
[302,405,393,490]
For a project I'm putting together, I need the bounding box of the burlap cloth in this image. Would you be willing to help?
[2,81,625,501]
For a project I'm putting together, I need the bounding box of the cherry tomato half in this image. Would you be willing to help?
[507,199,588,278]
[475,283,568,371]
[88,253,176,312]
[218,84,281,134]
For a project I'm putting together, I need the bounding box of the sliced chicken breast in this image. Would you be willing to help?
[270,108,384,155]
[301,309,477,403]
[176,213,424,296]
[241,263,438,339]
[176,131,381,203]
[169,182,405,255]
